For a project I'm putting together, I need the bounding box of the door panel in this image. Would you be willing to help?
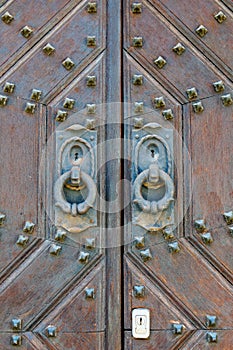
[185,94,233,282]
[124,331,193,350]
[124,257,195,331]
[126,330,233,350]
[0,0,106,102]
[41,332,105,350]
[156,0,233,71]
[129,239,233,328]
[33,261,105,333]
[124,51,180,115]
[0,0,108,348]
[0,0,232,349]
[0,97,45,277]
[48,53,105,118]
[124,1,232,348]
[186,95,232,230]
[0,241,102,330]
[0,0,77,69]
[124,0,233,102]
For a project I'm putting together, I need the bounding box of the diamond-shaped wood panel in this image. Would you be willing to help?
[124,0,233,102]
[124,257,196,331]
[0,0,106,102]
[0,240,101,331]
[157,0,233,73]
[0,0,76,70]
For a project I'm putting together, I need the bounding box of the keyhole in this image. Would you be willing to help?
[151,150,155,158]
[70,145,83,164]
[140,317,143,325]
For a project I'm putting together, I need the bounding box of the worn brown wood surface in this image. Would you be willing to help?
[0,0,232,349]
[0,1,108,349]
[158,0,233,71]
[123,0,233,349]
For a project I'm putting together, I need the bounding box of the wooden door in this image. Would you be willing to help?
[123,0,233,349]
[0,1,232,350]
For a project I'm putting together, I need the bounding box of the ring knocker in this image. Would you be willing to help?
[54,158,96,216]
[134,158,174,215]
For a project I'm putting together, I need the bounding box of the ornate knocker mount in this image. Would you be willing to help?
[132,123,175,231]
[54,123,97,233]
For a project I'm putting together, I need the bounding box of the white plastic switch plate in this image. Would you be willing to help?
[132,308,150,339]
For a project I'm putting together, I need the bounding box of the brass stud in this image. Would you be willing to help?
[87,36,96,46]
[49,244,62,256]
[3,82,15,94]
[85,288,95,299]
[213,80,225,93]
[228,226,233,237]
[85,238,96,249]
[134,102,144,113]
[221,93,233,106]
[0,212,6,225]
[186,87,198,100]
[55,229,67,242]
[172,42,186,55]
[132,3,142,13]
[192,101,204,113]
[194,219,206,233]
[86,118,96,129]
[62,57,75,70]
[78,251,90,264]
[43,43,56,55]
[168,241,180,253]
[206,315,217,327]
[87,2,97,13]
[11,319,22,331]
[55,110,68,122]
[201,232,213,244]
[63,97,75,109]
[86,104,96,114]
[23,221,35,234]
[214,11,227,23]
[206,332,218,343]
[140,248,152,262]
[162,109,174,120]
[196,25,208,37]
[134,117,144,128]
[133,36,143,47]
[1,11,14,24]
[11,335,22,346]
[46,325,57,337]
[16,235,29,246]
[87,75,97,86]
[134,236,145,249]
[20,25,33,39]
[25,102,36,114]
[154,96,165,108]
[0,95,8,107]
[132,74,143,85]
[163,227,175,240]
[172,323,184,335]
[223,211,233,225]
[154,56,167,69]
[133,285,145,298]
[30,89,42,102]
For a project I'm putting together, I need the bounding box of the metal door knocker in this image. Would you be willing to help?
[54,157,96,216]
[133,154,174,214]
[54,125,97,233]
[132,125,175,231]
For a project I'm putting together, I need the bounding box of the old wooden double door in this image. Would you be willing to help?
[0,0,232,349]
